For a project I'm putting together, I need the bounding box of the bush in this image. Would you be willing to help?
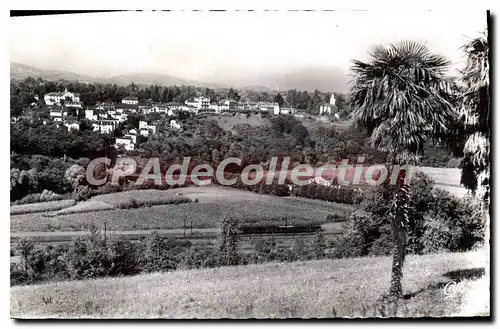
[330,231,366,259]
[311,231,327,260]
[106,236,141,276]
[73,185,93,202]
[96,183,123,196]
[10,263,29,286]
[179,246,218,270]
[326,213,345,222]
[141,233,187,273]
[420,213,454,253]
[12,190,65,205]
[117,197,138,209]
[254,235,285,263]
[332,172,485,260]
[64,228,113,280]
[290,238,310,261]
[217,216,241,266]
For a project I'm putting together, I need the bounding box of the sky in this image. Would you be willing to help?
[9,10,487,85]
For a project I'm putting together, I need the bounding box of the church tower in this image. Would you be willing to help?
[329,93,336,106]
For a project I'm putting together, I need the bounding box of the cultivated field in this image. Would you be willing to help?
[10,200,76,215]
[10,186,353,233]
[216,114,267,130]
[10,251,488,318]
[416,167,466,198]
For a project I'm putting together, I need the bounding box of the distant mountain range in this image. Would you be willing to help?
[10,62,350,93]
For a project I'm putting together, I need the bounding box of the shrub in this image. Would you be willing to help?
[117,197,138,209]
[311,231,327,260]
[254,235,279,263]
[141,233,184,273]
[17,238,34,272]
[96,183,123,196]
[12,190,65,205]
[106,236,141,276]
[326,213,345,222]
[420,213,454,253]
[330,230,366,259]
[73,185,93,202]
[179,246,218,270]
[332,172,486,260]
[217,216,241,266]
[30,245,69,282]
[10,263,29,286]
[368,228,393,256]
[290,238,310,261]
[64,228,113,280]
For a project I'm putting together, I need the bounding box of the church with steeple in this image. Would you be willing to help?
[319,93,338,115]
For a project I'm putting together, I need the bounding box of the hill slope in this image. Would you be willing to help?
[10,251,488,318]
[10,62,104,84]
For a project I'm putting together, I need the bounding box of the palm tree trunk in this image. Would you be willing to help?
[389,182,410,298]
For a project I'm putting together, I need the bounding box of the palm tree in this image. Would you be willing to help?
[459,35,490,199]
[458,34,490,242]
[349,41,455,298]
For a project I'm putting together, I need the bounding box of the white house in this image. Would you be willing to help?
[116,103,138,113]
[124,133,137,144]
[166,102,183,111]
[64,101,83,109]
[208,103,221,114]
[115,137,135,151]
[137,121,155,137]
[99,118,120,134]
[277,107,296,115]
[64,121,80,132]
[259,102,279,114]
[44,89,80,106]
[122,96,139,105]
[85,109,98,121]
[49,108,68,122]
[308,176,334,187]
[219,99,238,111]
[293,110,308,118]
[185,96,210,110]
[170,119,182,130]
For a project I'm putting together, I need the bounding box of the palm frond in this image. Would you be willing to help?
[349,40,455,163]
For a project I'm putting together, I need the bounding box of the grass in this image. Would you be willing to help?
[11,187,352,233]
[216,115,266,130]
[415,167,467,197]
[10,251,488,318]
[10,200,76,216]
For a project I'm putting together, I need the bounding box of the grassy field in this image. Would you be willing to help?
[216,114,267,130]
[11,187,353,233]
[10,200,76,215]
[416,167,466,198]
[10,251,488,318]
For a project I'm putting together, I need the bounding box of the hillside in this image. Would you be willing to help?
[10,62,268,90]
[10,62,105,84]
[10,251,488,318]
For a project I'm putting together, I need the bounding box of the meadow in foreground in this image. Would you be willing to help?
[10,251,487,319]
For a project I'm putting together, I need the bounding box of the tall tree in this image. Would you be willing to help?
[349,41,455,298]
[459,35,490,201]
[458,34,490,244]
[273,93,285,107]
